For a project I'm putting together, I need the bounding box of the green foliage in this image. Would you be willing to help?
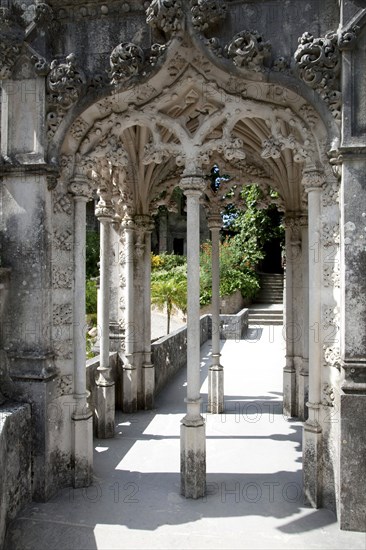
[151,267,187,333]
[85,278,97,315]
[228,185,284,250]
[86,231,100,279]
[199,239,260,306]
[151,252,187,271]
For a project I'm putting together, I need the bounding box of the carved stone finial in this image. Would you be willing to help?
[191,0,227,32]
[47,53,86,109]
[225,30,271,71]
[146,0,183,34]
[110,42,145,85]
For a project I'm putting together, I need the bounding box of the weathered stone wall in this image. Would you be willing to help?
[0,403,32,549]
[152,315,210,396]
[152,311,249,395]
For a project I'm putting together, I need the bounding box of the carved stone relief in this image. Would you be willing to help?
[294,31,341,119]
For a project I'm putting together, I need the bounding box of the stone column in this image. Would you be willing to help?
[302,169,325,508]
[180,176,206,499]
[299,221,309,420]
[122,218,137,413]
[69,177,93,487]
[94,199,115,439]
[207,214,224,414]
[109,221,123,352]
[283,217,297,417]
[142,217,155,410]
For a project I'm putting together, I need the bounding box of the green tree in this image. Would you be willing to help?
[151,268,187,334]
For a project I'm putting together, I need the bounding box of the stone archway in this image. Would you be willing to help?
[52,22,340,506]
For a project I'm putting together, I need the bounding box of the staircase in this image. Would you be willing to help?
[255,273,284,304]
[248,273,284,326]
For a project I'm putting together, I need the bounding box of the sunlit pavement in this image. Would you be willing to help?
[5,326,366,549]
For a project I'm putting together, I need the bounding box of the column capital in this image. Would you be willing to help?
[180,176,207,196]
[134,214,155,233]
[68,176,93,200]
[301,169,326,193]
[207,214,222,230]
[121,216,135,231]
[283,213,307,229]
[95,202,115,220]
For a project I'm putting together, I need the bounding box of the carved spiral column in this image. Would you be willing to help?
[180,175,206,499]
[94,197,115,439]
[69,176,93,488]
[121,217,137,413]
[207,213,224,414]
[302,169,325,508]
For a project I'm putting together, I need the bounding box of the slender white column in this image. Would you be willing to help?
[69,177,93,488]
[302,169,325,508]
[180,177,206,499]
[95,207,115,438]
[122,218,137,412]
[283,221,296,417]
[142,221,154,409]
[207,216,224,414]
[299,222,309,420]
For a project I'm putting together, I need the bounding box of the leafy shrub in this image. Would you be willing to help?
[86,231,100,279]
[86,278,97,315]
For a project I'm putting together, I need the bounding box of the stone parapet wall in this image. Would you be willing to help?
[0,403,32,548]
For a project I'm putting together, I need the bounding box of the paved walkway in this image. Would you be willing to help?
[5,327,366,549]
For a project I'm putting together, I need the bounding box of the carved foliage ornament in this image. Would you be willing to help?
[146,0,183,34]
[294,32,341,119]
[191,0,227,31]
[34,2,54,26]
[225,30,271,71]
[110,42,145,84]
[47,53,86,109]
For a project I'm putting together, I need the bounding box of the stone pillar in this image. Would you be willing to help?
[122,218,137,413]
[180,176,206,499]
[94,199,115,439]
[299,222,309,420]
[283,217,297,417]
[109,221,123,352]
[302,169,325,508]
[142,217,155,410]
[69,178,94,488]
[207,215,224,414]
[339,153,366,531]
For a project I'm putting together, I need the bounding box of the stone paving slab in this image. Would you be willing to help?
[5,327,366,549]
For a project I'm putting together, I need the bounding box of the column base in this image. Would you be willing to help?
[207,366,224,414]
[283,360,296,417]
[143,363,155,410]
[122,365,137,413]
[303,419,322,508]
[95,382,115,439]
[180,421,206,499]
[72,411,93,488]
